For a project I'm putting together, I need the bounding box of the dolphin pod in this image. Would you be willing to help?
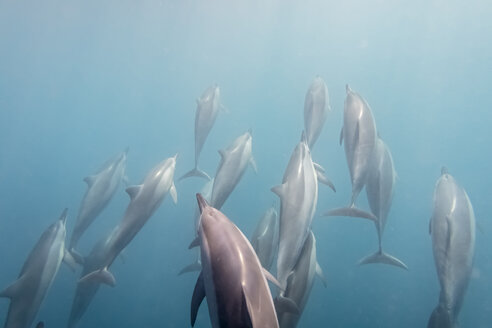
[69,147,128,263]
[190,193,279,328]
[303,76,330,149]
[427,168,475,328]
[0,209,70,328]
[79,155,178,287]
[180,85,223,181]
[359,137,408,270]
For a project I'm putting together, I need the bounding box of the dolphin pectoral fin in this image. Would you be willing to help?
[339,127,343,145]
[178,260,202,275]
[126,185,143,200]
[262,268,282,291]
[79,268,116,287]
[427,304,454,328]
[313,162,326,173]
[316,171,336,192]
[274,296,300,315]
[170,182,178,204]
[63,249,78,272]
[70,248,85,265]
[271,184,286,198]
[316,262,328,288]
[249,157,258,174]
[358,250,408,270]
[188,236,200,249]
[191,272,205,327]
[323,207,377,221]
[83,175,97,187]
[0,274,28,299]
[179,168,211,181]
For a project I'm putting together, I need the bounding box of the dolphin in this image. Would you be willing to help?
[79,155,178,286]
[190,193,280,328]
[358,138,407,270]
[272,133,333,290]
[178,178,215,275]
[209,130,256,210]
[427,168,475,328]
[180,85,222,181]
[251,206,279,271]
[324,85,377,221]
[1,209,70,328]
[276,231,326,328]
[69,147,128,263]
[67,231,112,328]
[304,76,330,149]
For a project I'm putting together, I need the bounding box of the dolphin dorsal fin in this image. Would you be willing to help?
[249,157,258,174]
[0,274,28,299]
[316,262,327,288]
[126,185,142,200]
[83,175,97,187]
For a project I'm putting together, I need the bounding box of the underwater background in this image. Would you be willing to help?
[0,0,491,327]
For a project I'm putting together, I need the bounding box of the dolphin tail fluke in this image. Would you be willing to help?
[179,167,211,181]
[178,260,202,275]
[358,250,408,270]
[79,268,116,287]
[274,296,300,316]
[323,207,377,221]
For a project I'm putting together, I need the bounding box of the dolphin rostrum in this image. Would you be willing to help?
[276,231,326,328]
[190,193,280,328]
[427,168,475,328]
[1,209,71,328]
[324,85,377,221]
[272,132,333,290]
[210,130,256,210]
[79,155,178,286]
[69,147,128,263]
[304,76,330,149]
[251,206,279,271]
[359,138,407,270]
[180,85,222,181]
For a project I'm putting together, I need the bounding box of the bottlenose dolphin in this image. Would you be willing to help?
[79,155,178,286]
[67,231,112,328]
[427,168,475,328]
[178,178,215,275]
[304,76,330,149]
[69,147,128,262]
[1,209,70,328]
[210,130,256,210]
[180,85,222,181]
[272,133,333,289]
[359,138,407,270]
[190,194,280,328]
[276,231,326,328]
[324,85,377,221]
[251,206,279,271]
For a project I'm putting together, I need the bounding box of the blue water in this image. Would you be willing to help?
[1,1,491,327]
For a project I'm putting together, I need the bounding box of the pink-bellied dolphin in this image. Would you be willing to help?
[427,168,475,328]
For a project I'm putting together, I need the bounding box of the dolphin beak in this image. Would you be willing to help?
[173,153,179,161]
[59,208,68,225]
[196,193,209,214]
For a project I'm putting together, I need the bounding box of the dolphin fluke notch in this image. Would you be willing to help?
[179,167,211,181]
[358,250,408,270]
[178,260,202,275]
[323,207,377,221]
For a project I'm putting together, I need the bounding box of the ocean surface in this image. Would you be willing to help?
[0,1,491,327]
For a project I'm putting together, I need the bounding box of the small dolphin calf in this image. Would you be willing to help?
[1,209,70,328]
[359,138,407,270]
[190,194,279,328]
[210,130,256,210]
[181,85,223,181]
[324,85,377,220]
[80,155,178,286]
[277,231,326,328]
[427,168,475,328]
[304,76,330,149]
[273,133,333,290]
[69,147,128,262]
[251,206,279,271]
